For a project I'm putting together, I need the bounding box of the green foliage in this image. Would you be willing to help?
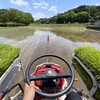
[72,59,100,100]
[76,12,89,23]
[0,9,9,25]
[20,12,34,25]
[0,8,34,26]
[0,44,20,76]
[36,5,100,24]
[74,46,100,82]
[73,46,100,100]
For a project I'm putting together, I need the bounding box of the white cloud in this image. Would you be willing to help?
[33,0,58,13]
[74,6,78,8]
[95,3,100,6]
[10,0,29,7]
[33,12,46,20]
[48,6,58,13]
[33,0,49,9]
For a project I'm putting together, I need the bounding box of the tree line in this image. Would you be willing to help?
[0,8,34,26]
[36,5,100,24]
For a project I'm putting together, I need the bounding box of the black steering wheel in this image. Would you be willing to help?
[25,54,74,98]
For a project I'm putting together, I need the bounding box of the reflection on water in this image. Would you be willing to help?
[0,29,100,81]
[30,30,100,63]
[0,29,100,52]
[0,37,17,44]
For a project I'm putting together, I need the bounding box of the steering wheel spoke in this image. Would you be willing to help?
[30,74,45,81]
[30,72,72,81]
[57,72,72,78]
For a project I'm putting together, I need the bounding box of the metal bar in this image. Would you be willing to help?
[73,56,98,96]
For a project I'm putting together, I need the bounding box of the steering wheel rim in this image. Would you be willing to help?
[25,54,74,98]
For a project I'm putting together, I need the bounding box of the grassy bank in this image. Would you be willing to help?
[0,26,35,41]
[30,24,100,43]
[73,46,100,100]
[0,44,20,76]
[0,24,100,43]
[50,26,100,43]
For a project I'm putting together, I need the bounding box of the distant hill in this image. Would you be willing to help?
[36,5,100,24]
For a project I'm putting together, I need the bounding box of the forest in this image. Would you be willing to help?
[0,5,100,26]
[0,8,34,26]
[36,5,100,24]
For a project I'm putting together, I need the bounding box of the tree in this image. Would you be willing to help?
[9,8,19,24]
[67,11,77,23]
[56,13,65,23]
[76,12,90,23]
[35,5,100,24]
[14,10,23,25]
[20,13,33,25]
[0,9,9,25]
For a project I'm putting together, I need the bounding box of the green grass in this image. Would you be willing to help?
[0,44,20,76]
[0,26,35,41]
[74,46,100,82]
[73,46,100,100]
[50,26,100,43]
[31,23,88,27]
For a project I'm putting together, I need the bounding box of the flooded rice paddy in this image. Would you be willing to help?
[0,27,100,70]
[0,27,100,56]
[0,27,100,99]
[0,27,100,67]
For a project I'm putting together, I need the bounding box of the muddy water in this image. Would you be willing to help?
[0,29,100,63]
[0,29,100,72]
[0,29,100,75]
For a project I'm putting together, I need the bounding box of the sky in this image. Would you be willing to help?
[0,0,100,20]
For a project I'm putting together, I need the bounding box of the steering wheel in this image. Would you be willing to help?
[25,54,74,98]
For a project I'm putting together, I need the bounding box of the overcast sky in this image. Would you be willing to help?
[0,0,100,20]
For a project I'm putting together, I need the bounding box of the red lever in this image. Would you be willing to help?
[0,93,3,100]
[74,78,78,82]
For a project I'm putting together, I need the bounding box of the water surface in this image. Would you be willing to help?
[0,29,100,61]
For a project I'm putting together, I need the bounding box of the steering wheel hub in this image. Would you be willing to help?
[48,70,52,74]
